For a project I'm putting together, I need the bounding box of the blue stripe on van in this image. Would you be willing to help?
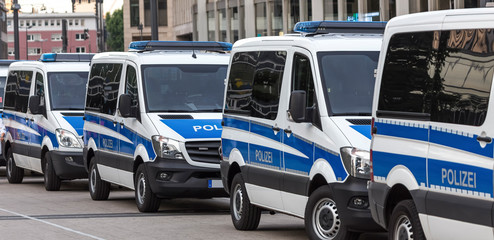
[63,116,84,136]
[222,138,249,161]
[374,121,428,142]
[223,117,249,131]
[160,119,222,139]
[429,129,493,158]
[372,151,427,186]
[350,125,371,140]
[315,146,348,181]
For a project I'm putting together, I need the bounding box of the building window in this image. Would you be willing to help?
[324,0,338,20]
[158,0,167,26]
[52,47,63,53]
[51,33,62,41]
[45,20,49,26]
[8,49,14,56]
[69,20,73,26]
[28,48,42,55]
[32,21,36,27]
[75,33,85,40]
[57,20,61,26]
[7,20,11,27]
[51,20,55,26]
[230,5,239,42]
[81,19,85,26]
[26,20,30,27]
[27,34,41,42]
[219,7,227,41]
[38,20,42,26]
[20,20,24,27]
[130,0,140,27]
[144,0,151,26]
[75,19,79,26]
[255,2,267,37]
[288,0,300,31]
[8,35,14,42]
[271,0,283,36]
[207,10,215,41]
[76,47,86,53]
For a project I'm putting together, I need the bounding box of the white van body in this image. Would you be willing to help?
[83,42,230,212]
[220,21,385,239]
[3,54,92,191]
[369,8,494,240]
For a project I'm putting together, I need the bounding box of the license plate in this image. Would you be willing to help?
[208,179,223,188]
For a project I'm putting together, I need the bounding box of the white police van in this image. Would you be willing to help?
[0,60,16,166]
[220,21,385,239]
[83,41,230,212]
[369,8,494,240]
[3,53,93,191]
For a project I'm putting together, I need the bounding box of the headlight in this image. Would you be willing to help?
[152,135,184,159]
[340,147,370,179]
[56,129,81,148]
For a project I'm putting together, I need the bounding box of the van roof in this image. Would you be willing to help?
[232,33,383,52]
[8,61,90,73]
[91,51,230,65]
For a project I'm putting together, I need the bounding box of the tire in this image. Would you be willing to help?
[44,153,61,191]
[305,186,359,240]
[135,164,160,212]
[89,158,110,200]
[388,200,426,240]
[6,148,24,184]
[230,173,261,230]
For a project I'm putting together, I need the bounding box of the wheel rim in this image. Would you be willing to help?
[394,215,414,240]
[232,183,243,220]
[312,198,340,239]
[90,165,97,193]
[136,173,146,205]
[6,156,12,178]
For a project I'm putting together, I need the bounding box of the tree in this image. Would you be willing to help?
[106,8,124,51]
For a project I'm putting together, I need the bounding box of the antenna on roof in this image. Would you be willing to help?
[192,49,197,59]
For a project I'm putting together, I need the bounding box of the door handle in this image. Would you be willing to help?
[477,136,492,143]
[30,118,34,122]
[272,126,280,131]
[284,128,292,134]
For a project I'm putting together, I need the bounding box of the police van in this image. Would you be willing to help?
[220,21,385,239]
[369,8,494,240]
[3,53,93,191]
[83,41,230,212]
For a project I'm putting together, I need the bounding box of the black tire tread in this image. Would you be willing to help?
[388,199,426,240]
[230,173,261,230]
[135,164,160,212]
[89,159,110,200]
[6,148,24,184]
[44,153,62,191]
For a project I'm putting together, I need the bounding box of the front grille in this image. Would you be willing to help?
[185,141,221,164]
[346,119,371,125]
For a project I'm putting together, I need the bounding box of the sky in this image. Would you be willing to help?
[17,0,124,14]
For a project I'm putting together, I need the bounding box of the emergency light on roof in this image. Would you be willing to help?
[39,53,95,62]
[293,21,387,35]
[128,41,233,52]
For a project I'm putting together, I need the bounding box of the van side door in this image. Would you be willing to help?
[27,71,46,172]
[425,23,494,239]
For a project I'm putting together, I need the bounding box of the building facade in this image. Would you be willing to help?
[123,0,494,49]
[123,0,194,50]
[7,13,98,60]
[0,0,7,59]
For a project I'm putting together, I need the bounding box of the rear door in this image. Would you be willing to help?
[425,15,494,240]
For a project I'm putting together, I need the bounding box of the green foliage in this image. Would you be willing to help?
[106,8,124,51]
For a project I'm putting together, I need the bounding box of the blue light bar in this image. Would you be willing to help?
[129,41,233,52]
[39,53,94,62]
[293,21,387,35]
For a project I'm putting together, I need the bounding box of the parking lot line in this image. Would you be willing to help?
[0,207,105,240]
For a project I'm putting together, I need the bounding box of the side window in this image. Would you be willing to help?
[225,52,258,116]
[378,31,437,114]
[251,51,286,120]
[16,71,33,113]
[4,71,17,110]
[125,65,139,116]
[292,53,315,108]
[85,63,123,115]
[431,29,494,126]
[35,72,45,107]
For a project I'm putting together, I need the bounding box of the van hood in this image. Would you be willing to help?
[53,111,84,136]
[330,117,371,150]
[148,113,223,141]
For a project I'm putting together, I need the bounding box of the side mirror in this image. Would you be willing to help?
[288,90,307,123]
[118,94,134,118]
[28,95,43,115]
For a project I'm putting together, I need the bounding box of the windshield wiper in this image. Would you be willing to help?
[331,112,371,116]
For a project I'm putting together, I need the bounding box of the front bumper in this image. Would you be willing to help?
[145,157,228,199]
[329,177,384,232]
[50,151,87,180]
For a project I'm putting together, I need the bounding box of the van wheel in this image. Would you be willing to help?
[305,186,359,240]
[44,153,61,191]
[135,164,160,212]
[230,173,261,230]
[389,200,425,240]
[6,148,24,184]
[89,159,110,200]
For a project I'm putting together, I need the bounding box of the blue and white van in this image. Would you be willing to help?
[220,21,385,239]
[83,41,230,212]
[3,53,93,191]
[369,8,494,240]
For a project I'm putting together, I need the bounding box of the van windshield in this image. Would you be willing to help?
[318,51,379,116]
[48,72,89,110]
[142,64,227,112]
